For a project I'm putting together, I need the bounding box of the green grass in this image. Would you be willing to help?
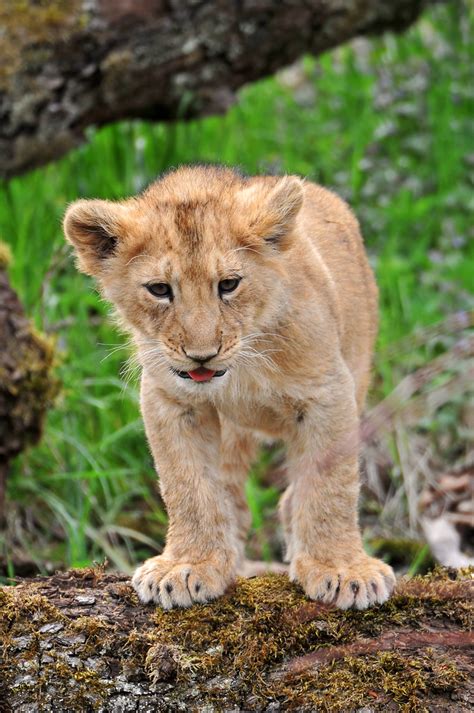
[1,3,472,574]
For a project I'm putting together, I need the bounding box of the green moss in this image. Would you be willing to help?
[0,584,111,708]
[71,615,112,647]
[1,568,472,709]
[152,575,314,679]
[146,569,472,707]
[41,656,111,709]
[272,649,467,712]
[0,588,65,628]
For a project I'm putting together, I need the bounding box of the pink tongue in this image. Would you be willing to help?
[188,367,216,382]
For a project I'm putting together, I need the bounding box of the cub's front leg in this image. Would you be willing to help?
[285,373,396,610]
[132,377,240,608]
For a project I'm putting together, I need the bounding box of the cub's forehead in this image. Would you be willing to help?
[129,194,240,257]
[123,198,243,280]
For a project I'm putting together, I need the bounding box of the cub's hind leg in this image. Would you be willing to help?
[220,420,289,576]
[219,416,259,570]
[279,483,295,563]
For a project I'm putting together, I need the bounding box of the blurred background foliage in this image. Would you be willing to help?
[0,2,472,578]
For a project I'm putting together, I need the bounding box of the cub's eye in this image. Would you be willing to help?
[145,283,173,299]
[218,277,241,296]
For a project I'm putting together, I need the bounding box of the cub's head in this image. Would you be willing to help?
[64,166,303,388]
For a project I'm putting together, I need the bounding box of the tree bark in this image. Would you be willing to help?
[1,567,472,711]
[1,0,444,179]
[0,247,59,525]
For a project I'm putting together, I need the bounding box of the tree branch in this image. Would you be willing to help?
[1,0,443,178]
[1,567,472,710]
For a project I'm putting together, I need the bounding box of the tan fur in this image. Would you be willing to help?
[64,165,395,610]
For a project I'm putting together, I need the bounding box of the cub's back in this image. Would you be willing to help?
[298,181,378,409]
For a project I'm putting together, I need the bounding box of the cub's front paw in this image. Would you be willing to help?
[132,555,235,609]
[291,553,396,610]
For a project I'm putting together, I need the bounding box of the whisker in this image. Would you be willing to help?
[100,343,134,363]
[237,347,278,371]
[240,330,296,347]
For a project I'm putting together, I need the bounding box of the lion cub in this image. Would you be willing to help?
[64,165,395,610]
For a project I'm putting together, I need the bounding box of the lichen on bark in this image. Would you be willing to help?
[0,0,85,86]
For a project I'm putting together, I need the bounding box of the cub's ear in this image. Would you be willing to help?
[236,176,304,250]
[63,199,126,276]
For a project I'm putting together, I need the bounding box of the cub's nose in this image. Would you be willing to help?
[184,349,219,365]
